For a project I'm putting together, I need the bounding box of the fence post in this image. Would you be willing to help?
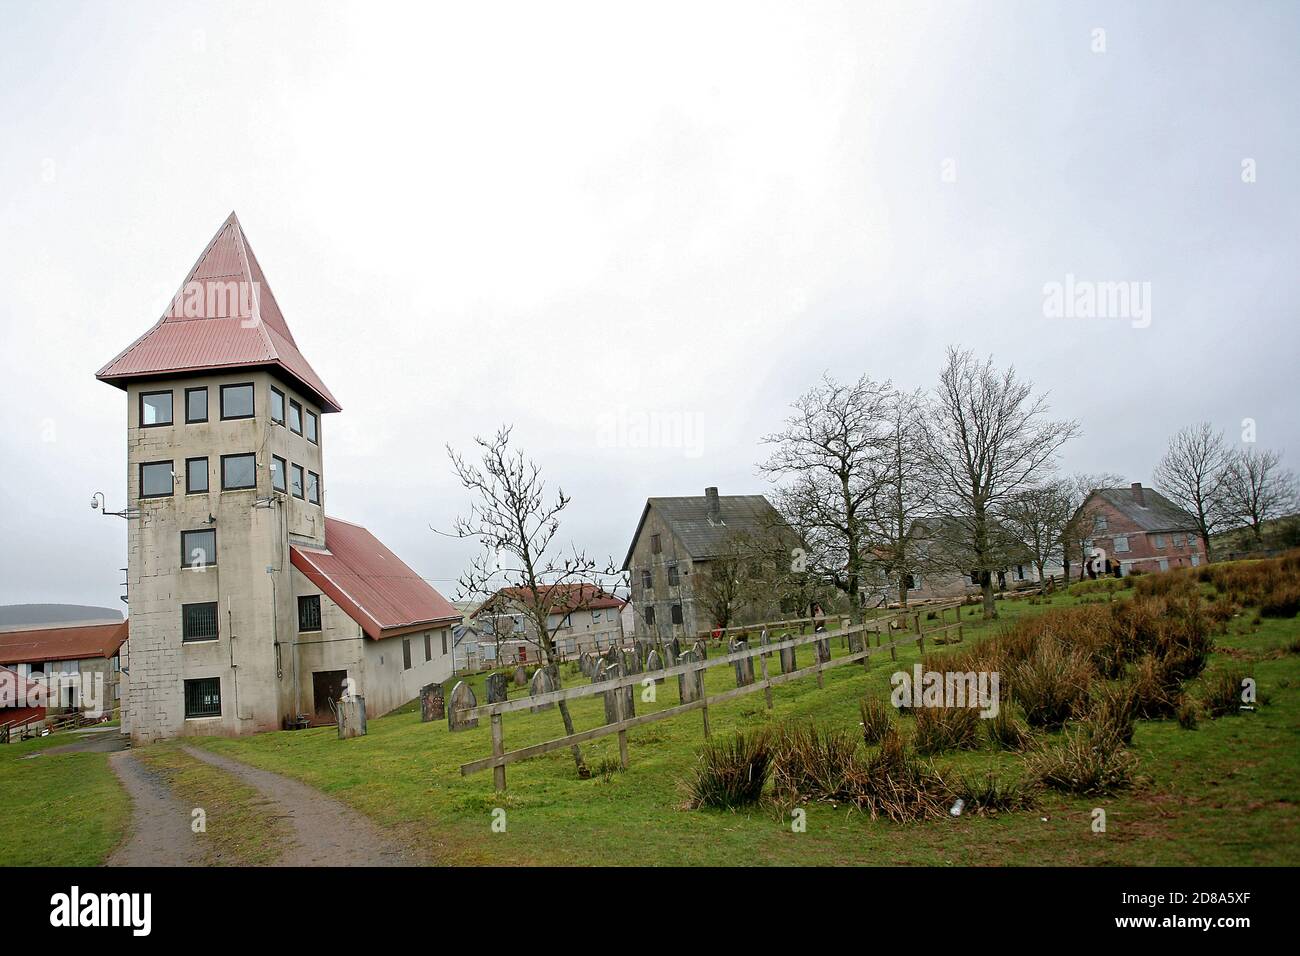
[491,712,506,792]
[758,644,773,710]
[614,678,629,769]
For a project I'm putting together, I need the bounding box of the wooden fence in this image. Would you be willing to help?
[458,613,965,791]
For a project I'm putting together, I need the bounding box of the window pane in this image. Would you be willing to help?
[271,388,285,424]
[222,454,256,490]
[221,384,254,419]
[271,457,286,492]
[305,412,318,443]
[307,471,320,504]
[140,461,173,497]
[182,602,219,642]
[182,529,216,568]
[289,401,302,433]
[291,464,304,498]
[298,595,321,631]
[184,677,221,718]
[186,388,208,422]
[141,391,172,426]
[187,458,209,493]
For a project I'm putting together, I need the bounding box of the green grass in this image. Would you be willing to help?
[0,733,130,866]
[185,588,1300,866]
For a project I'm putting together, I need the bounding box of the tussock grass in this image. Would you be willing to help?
[687,730,772,809]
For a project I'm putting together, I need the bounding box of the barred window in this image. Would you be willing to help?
[667,564,679,587]
[671,604,683,625]
[183,677,221,718]
[182,602,219,642]
[298,595,322,632]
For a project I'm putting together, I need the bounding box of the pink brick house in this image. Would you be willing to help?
[1079,482,1204,576]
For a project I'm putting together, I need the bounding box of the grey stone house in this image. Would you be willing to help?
[621,487,795,642]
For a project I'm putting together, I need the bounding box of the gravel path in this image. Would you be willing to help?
[181,746,414,866]
[107,751,204,867]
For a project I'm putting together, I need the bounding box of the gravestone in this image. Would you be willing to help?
[419,682,445,722]
[645,648,665,684]
[529,667,555,713]
[664,642,677,668]
[626,644,642,674]
[544,662,561,689]
[731,639,755,686]
[678,649,704,703]
[337,695,367,739]
[693,640,708,660]
[603,645,623,673]
[597,662,635,724]
[514,665,528,686]
[759,628,772,662]
[486,672,509,704]
[670,637,682,659]
[815,630,832,665]
[447,681,479,731]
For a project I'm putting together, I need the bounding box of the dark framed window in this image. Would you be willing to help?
[651,533,662,554]
[305,410,318,444]
[291,463,304,499]
[424,633,432,661]
[182,529,216,569]
[139,390,173,427]
[220,382,255,420]
[270,387,285,425]
[185,387,208,423]
[221,453,256,490]
[402,638,412,670]
[298,595,322,632]
[183,677,221,718]
[641,569,652,592]
[644,606,656,626]
[307,470,320,505]
[186,457,209,494]
[139,460,174,499]
[667,564,679,587]
[671,604,683,625]
[441,631,448,655]
[289,400,303,435]
[271,455,287,493]
[182,602,219,642]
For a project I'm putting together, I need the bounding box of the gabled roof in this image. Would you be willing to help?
[621,492,792,570]
[290,517,459,640]
[1088,486,1198,533]
[96,212,341,413]
[0,621,128,665]
[474,584,625,619]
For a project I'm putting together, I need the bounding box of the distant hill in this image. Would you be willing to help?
[0,604,124,632]
[1211,514,1300,556]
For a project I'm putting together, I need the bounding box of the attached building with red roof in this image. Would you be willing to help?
[0,620,127,717]
[97,214,459,741]
[471,584,626,663]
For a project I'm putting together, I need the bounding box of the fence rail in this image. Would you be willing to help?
[460,618,944,789]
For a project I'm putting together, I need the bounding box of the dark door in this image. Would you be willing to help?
[312,670,348,720]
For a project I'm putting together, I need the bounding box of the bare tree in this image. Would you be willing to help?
[1002,481,1074,593]
[1223,446,1298,547]
[445,426,619,779]
[864,387,934,607]
[760,373,893,624]
[1153,423,1232,562]
[1060,472,1127,581]
[694,536,751,633]
[921,348,1079,619]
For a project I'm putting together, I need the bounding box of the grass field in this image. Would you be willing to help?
[3,575,1296,867]
[0,733,129,866]
[186,583,1300,866]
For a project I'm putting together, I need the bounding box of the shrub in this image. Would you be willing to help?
[1128,655,1181,719]
[688,730,772,809]
[913,705,982,755]
[1177,697,1199,729]
[1261,584,1300,618]
[1090,681,1138,745]
[1029,722,1138,795]
[859,697,894,745]
[987,706,1032,751]
[1009,638,1093,729]
[953,772,1038,814]
[1201,670,1250,719]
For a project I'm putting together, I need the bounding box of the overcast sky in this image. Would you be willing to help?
[1,0,1297,610]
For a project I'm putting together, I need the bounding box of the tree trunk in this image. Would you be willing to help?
[980,571,997,619]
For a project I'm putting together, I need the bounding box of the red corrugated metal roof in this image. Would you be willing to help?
[290,518,460,640]
[476,584,626,617]
[96,212,341,412]
[0,621,128,665]
[0,667,47,722]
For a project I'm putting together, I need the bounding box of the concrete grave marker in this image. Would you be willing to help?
[486,672,509,704]
[678,649,704,703]
[731,639,755,686]
[645,648,665,684]
[419,682,445,722]
[529,667,555,713]
[448,681,479,731]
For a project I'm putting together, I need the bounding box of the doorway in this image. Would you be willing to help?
[312,670,348,721]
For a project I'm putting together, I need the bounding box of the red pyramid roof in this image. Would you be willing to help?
[96,212,341,412]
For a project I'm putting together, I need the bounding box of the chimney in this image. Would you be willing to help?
[1130,482,1146,507]
[705,486,720,522]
